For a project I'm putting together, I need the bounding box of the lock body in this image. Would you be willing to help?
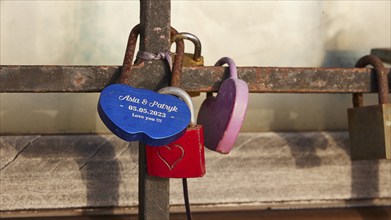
[348,103,391,160]
[197,57,249,154]
[98,84,191,146]
[183,53,204,66]
[146,125,206,178]
[171,53,204,67]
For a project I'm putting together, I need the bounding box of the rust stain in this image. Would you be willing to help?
[72,73,87,88]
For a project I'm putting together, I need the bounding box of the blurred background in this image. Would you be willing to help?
[1,0,390,134]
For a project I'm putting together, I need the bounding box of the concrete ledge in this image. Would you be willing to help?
[0,132,390,211]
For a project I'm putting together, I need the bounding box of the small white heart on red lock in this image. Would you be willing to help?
[197,57,249,154]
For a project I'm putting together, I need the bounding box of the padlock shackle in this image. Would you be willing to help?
[172,32,202,62]
[120,24,141,84]
[158,87,196,126]
[215,57,238,79]
[171,29,185,87]
[354,55,390,106]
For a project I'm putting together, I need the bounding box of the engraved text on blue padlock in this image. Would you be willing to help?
[98,84,191,146]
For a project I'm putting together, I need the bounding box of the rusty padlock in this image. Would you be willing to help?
[145,87,206,178]
[120,24,184,85]
[348,55,391,160]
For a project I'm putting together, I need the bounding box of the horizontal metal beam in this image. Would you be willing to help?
[0,65,119,93]
[1,65,390,93]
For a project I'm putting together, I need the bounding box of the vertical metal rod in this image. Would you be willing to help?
[138,0,171,220]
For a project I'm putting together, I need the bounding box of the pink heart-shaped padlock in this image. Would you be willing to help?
[197,57,249,154]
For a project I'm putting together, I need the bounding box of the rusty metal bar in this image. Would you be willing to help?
[1,65,390,93]
[137,0,171,220]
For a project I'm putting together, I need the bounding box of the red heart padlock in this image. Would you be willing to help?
[146,87,206,178]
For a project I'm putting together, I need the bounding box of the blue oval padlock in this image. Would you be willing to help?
[98,84,191,146]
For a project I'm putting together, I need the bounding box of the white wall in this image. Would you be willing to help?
[1,1,390,133]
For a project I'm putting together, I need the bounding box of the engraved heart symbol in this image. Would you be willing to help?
[157,144,185,170]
